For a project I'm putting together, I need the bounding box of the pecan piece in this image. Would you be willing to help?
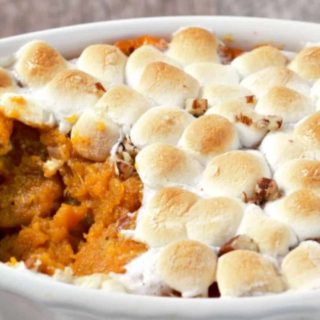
[245,95,256,104]
[235,113,253,126]
[218,235,259,257]
[95,82,106,92]
[235,112,282,133]
[243,177,281,205]
[254,115,282,131]
[114,135,139,179]
[115,160,137,180]
[185,98,208,117]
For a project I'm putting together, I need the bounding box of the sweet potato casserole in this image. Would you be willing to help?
[1,26,320,298]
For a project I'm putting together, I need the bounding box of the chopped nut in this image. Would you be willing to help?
[235,113,253,126]
[95,82,106,92]
[235,111,282,133]
[115,160,137,180]
[254,115,282,131]
[218,235,259,257]
[116,135,139,163]
[256,177,281,201]
[243,177,281,205]
[116,211,138,231]
[245,95,256,104]
[114,135,139,179]
[185,98,208,117]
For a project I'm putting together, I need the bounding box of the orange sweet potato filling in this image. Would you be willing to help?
[0,113,13,155]
[114,35,168,55]
[0,120,146,276]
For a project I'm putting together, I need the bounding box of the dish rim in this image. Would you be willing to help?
[1,15,320,318]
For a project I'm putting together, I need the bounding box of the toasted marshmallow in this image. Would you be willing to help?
[119,249,170,296]
[217,250,286,297]
[0,68,16,95]
[135,187,199,247]
[239,205,297,257]
[179,114,239,163]
[289,47,320,81]
[231,46,287,77]
[186,197,244,246]
[77,44,127,87]
[201,84,254,108]
[185,62,239,86]
[0,93,55,128]
[266,189,320,240]
[130,106,193,148]
[274,159,320,195]
[201,150,271,198]
[135,143,203,189]
[71,109,120,161]
[125,45,178,88]
[15,40,67,87]
[206,100,281,147]
[259,131,307,171]
[241,66,310,98]
[255,86,314,123]
[42,69,105,125]
[95,85,150,126]
[282,241,320,290]
[294,112,320,149]
[137,61,199,106]
[157,240,217,297]
[167,27,219,66]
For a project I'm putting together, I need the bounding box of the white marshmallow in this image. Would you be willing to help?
[259,131,307,171]
[282,241,320,290]
[239,204,298,257]
[95,85,151,127]
[78,44,127,88]
[185,62,239,86]
[241,66,310,98]
[274,159,320,195]
[130,106,193,148]
[15,40,67,87]
[231,45,287,77]
[137,61,199,106]
[255,86,314,123]
[217,250,286,297]
[135,143,203,189]
[266,189,320,240]
[179,114,239,163]
[0,93,55,128]
[71,109,120,162]
[126,45,178,88]
[167,27,219,66]
[201,150,271,198]
[186,197,244,246]
[157,240,217,297]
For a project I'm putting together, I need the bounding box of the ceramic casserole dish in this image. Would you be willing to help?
[1,16,320,320]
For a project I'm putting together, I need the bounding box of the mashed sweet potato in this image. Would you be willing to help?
[0,120,146,276]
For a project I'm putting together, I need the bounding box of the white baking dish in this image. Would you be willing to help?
[1,16,320,320]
